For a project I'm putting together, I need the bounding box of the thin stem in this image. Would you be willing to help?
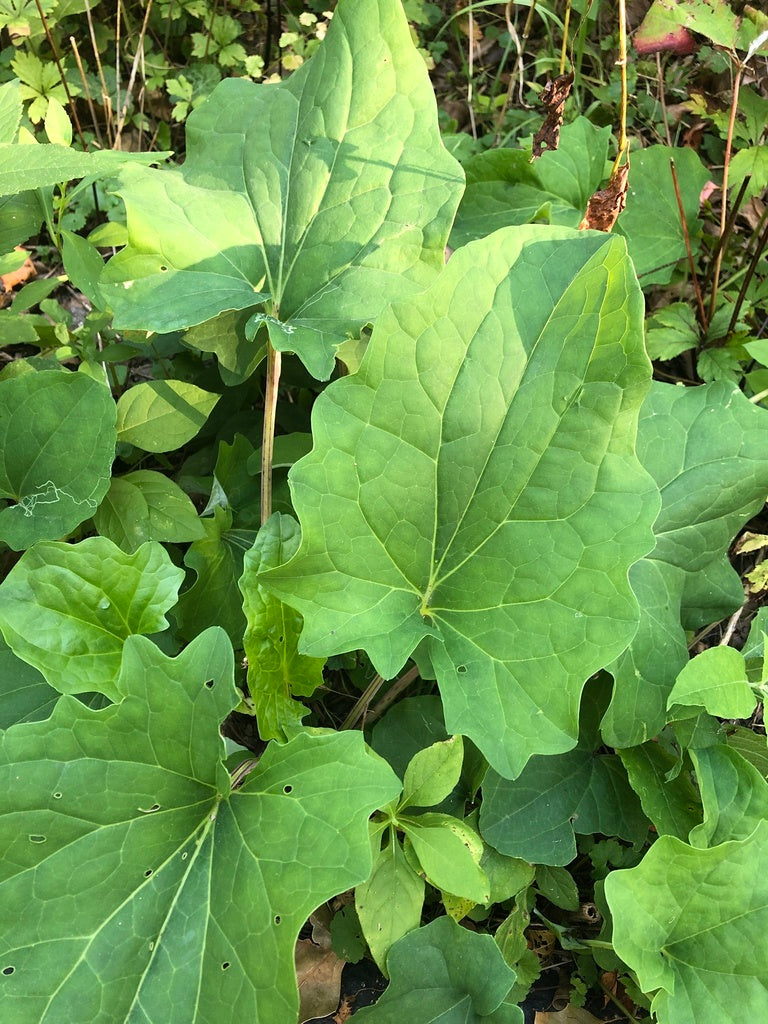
[260,340,282,525]
[597,979,638,1023]
[114,0,154,148]
[701,175,752,295]
[70,36,104,146]
[341,673,387,731]
[719,606,745,647]
[669,158,708,331]
[611,0,628,173]
[34,0,88,149]
[727,217,768,337]
[85,0,114,145]
[656,52,672,146]
[366,666,421,726]
[466,9,477,140]
[750,386,768,405]
[559,0,571,77]
[708,59,743,323]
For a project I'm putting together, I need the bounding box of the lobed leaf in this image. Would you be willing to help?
[605,820,768,1024]
[100,0,464,379]
[0,630,400,1024]
[0,537,184,701]
[261,225,658,778]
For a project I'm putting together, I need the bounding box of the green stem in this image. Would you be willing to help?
[708,59,743,324]
[341,673,387,730]
[261,339,282,525]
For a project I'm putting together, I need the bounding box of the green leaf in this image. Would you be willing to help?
[401,812,489,902]
[615,145,709,285]
[356,831,425,974]
[689,744,768,847]
[644,302,699,361]
[239,514,325,741]
[116,379,220,452]
[184,309,267,386]
[0,79,22,142]
[0,634,57,729]
[450,118,610,248]
[0,537,184,701]
[370,695,449,779]
[101,0,463,380]
[535,865,579,911]
[619,743,701,839]
[93,470,206,552]
[0,629,400,1024]
[401,735,464,810]
[0,370,116,549]
[354,916,523,1024]
[177,507,254,646]
[603,380,768,747]
[261,225,658,779]
[726,724,768,777]
[0,142,167,195]
[605,821,768,1024]
[480,682,647,865]
[668,646,757,719]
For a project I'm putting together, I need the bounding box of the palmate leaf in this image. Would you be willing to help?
[261,225,659,778]
[0,629,400,1024]
[605,820,768,1024]
[602,380,768,747]
[100,0,463,380]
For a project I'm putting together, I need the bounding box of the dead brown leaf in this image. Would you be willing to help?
[295,912,346,1023]
[579,162,630,233]
[532,72,574,158]
[0,247,35,308]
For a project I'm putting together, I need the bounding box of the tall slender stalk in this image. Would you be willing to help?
[260,340,282,525]
[708,59,744,323]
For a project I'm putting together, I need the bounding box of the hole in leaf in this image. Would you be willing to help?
[2,966,14,976]
[28,835,46,843]
[144,869,153,877]
[278,635,284,643]
[457,665,467,674]
[283,785,293,794]
[204,680,215,689]
[181,852,188,860]
[221,962,231,971]
[53,792,62,799]
[159,265,168,272]
[138,803,161,813]
[274,915,281,925]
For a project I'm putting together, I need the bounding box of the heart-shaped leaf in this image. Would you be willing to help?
[354,915,523,1023]
[100,0,463,379]
[0,370,116,549]
[0,629,400,1024]
[0,537,184,701]
[605,820,768,1024]
[260,225,658,778]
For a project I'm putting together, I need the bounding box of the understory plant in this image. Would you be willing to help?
[1,2,768,1023]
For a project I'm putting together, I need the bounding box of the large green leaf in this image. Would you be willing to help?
[100,0,463,379]
[615,145,709,285]
[0,538,184,701]
[605,820,768,1024]
[260,225,658,778]
[689,743,768,848]
[603,380,768,747]
[354,916,523,1024]
[0,142,166,195]
[619,743,701,840]
[0,370,116,549]
[116,380,220,453]
[239,513,325,740]
[480,682,647,865]
[93,469,206,552]
[177,507,256,646]
[449,118,611,248]
[0,629,400,1024]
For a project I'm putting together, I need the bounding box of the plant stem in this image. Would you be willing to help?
[366,666,421,725]
[611,0,628,173]
[34,0,88,150]
[727,217,768,337]
[559,0,571,77]
[261,339,282,525]
[341,673,387,730]
[708,59,744,323]
[669,158,708,331]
